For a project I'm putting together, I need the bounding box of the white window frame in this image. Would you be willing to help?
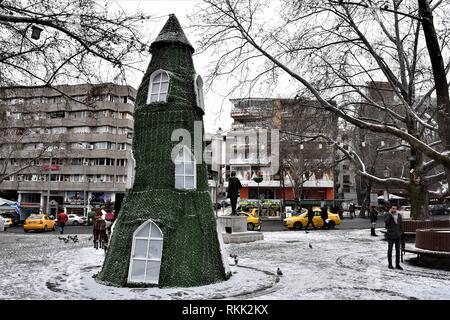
[128,219,164,285]
[174,146,197,190]
[147,69,170,104]
[194,75,205,111]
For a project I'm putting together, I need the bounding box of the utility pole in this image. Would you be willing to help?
[83,163,87,218]
[46,152,52,215]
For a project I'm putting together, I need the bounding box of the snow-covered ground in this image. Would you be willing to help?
[1,229,449,300]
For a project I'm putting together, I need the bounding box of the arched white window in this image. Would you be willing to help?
[128,219,164,285]
[147,70,170,104]
[175,146,196,190]
[195,75,205,111]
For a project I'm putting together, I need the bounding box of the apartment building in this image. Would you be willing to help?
[0,83,136,219]
[225,98,338,218]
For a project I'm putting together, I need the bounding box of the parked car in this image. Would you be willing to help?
[0,212,20,227]
[23,214,56,232]
[240,208,262,231]
[397,206,411,220]
[67,214,87,225]
[2,217,12,230]
[429,204,450,215]
[283,207,341,230]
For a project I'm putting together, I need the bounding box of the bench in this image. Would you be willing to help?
[404,245,450,267]
[405,228,450,267]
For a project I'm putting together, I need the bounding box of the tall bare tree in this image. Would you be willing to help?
[0,0,153,186]
[0,0,153,87]
[192,0,450,219]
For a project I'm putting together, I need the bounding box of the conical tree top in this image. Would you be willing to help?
[150,14,194,53]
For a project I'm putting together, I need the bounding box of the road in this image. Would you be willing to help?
[260,214,450,232]
[5,215,448,234]
[260,216,379,232]
[5,225,92,235]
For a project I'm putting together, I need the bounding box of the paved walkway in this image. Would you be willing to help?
[1,229,450,299]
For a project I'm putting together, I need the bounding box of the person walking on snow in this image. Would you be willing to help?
[321,206,329,230]
[369,206,379,236]
[305,207,316,230]
[384,206,404,270]
[57,211,68,235]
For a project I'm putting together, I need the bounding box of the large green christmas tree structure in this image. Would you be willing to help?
[96,14,228,287]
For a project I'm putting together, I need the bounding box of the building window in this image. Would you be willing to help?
[116,175,127,183]
[175,146,196,190]
[51,127,67,134]
[71,175,84,182]
[49,111,65,118]
[195,75,205,111]
[117,159,127,166]
[71,158,83,165]
[128,219,163,285]
[10,112,22,120]
[147,70,170,104]
[343,175,350,184]
[95,142,108,150]
[117,143,127,150]
[96,126,111,134]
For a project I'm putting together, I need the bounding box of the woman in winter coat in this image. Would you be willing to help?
[369,206,378,236]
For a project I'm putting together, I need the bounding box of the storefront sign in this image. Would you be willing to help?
[66,192,85,204]
[239,199,281,206]
[90,192,112,205]
[42,165,61,171]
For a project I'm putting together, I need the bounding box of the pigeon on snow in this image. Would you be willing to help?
[277,268,283,276]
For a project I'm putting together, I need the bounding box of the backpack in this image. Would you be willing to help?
[105,212,115,221]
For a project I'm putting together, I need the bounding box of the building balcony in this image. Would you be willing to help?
[302,179,334,188]
[2,164,128,176]
[227,158,271,165]
[0,180,127,192]
[3,117,134,129]
[7,149,129,159]
[224,180,281,188]
[43,165,128,175]
[8,101,135,114]
[15,133,132,144]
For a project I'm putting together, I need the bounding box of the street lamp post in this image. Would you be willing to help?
[253,176,263,217]
[46,152,52,215]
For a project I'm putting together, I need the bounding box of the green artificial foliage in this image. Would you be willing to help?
[96,14,227,287]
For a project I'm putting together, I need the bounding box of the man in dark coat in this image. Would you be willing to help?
[227,171,242,215]
[369,206,378,236]
[320,206,329,230]
[384,206,404,270]
[305,207,316,230]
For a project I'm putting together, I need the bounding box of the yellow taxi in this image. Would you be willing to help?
[283,207,341,230]
[23,214,56,233]
[241,208,262,231]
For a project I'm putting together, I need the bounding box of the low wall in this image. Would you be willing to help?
[416,229,450,252]
[403,220,450,233]
[217,216,247,233]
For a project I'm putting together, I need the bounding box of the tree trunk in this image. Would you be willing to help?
[409,183,429,220]
[418,0,450,189]
[360,182,371,218]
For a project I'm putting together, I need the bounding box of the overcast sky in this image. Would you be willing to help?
[115,0,234,134]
